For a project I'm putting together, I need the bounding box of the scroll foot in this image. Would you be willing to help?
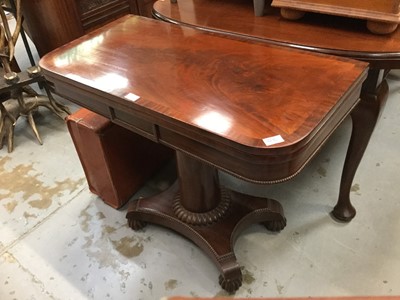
[127,200,147,230]
[128,218,147,230]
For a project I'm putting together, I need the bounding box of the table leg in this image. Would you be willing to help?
[127,151,286,293]
[332,69,389,221]
[253,0,265,16]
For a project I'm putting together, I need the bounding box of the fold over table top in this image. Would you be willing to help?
[40,15,368,182]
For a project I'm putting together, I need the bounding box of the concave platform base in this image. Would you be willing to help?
[126,152,286,293]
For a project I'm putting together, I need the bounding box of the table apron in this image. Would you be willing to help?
[49,75,362,184]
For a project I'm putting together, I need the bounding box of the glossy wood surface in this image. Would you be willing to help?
[40,16,367,182]
[153,0,400,67]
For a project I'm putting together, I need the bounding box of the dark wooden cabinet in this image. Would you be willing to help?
[22,0,155,57]
[78,0,139,31]
[136,0,156,18]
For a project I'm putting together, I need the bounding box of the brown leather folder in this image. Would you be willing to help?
[66,108,173,208]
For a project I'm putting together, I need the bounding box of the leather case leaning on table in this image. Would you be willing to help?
[66,108,174,209]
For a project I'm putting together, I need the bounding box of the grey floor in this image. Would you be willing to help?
[1,18,400,300]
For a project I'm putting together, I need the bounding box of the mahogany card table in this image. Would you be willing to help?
[39,16,367,292]
[153,0,400,222]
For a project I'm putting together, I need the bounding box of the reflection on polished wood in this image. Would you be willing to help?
[39,16,367,291]
[153,0,400,221]
[153,0,400,66]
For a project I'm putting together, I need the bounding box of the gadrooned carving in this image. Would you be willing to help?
[172,187,231,225]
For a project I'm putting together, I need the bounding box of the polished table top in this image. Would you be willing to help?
[40,15,367,183]
[153,0,400,68]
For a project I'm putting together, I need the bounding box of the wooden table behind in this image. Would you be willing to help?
[153,0,400,221]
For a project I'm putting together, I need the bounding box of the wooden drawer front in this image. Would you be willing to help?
[111,108,157,141]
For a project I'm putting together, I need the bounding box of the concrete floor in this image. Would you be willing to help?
[1,19,400,300]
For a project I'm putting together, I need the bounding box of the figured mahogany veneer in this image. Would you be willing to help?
[153,0,399,221]
[39,16,367,292]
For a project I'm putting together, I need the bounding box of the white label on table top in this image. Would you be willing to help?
[124,93,140,102]
[263,135,284,146]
